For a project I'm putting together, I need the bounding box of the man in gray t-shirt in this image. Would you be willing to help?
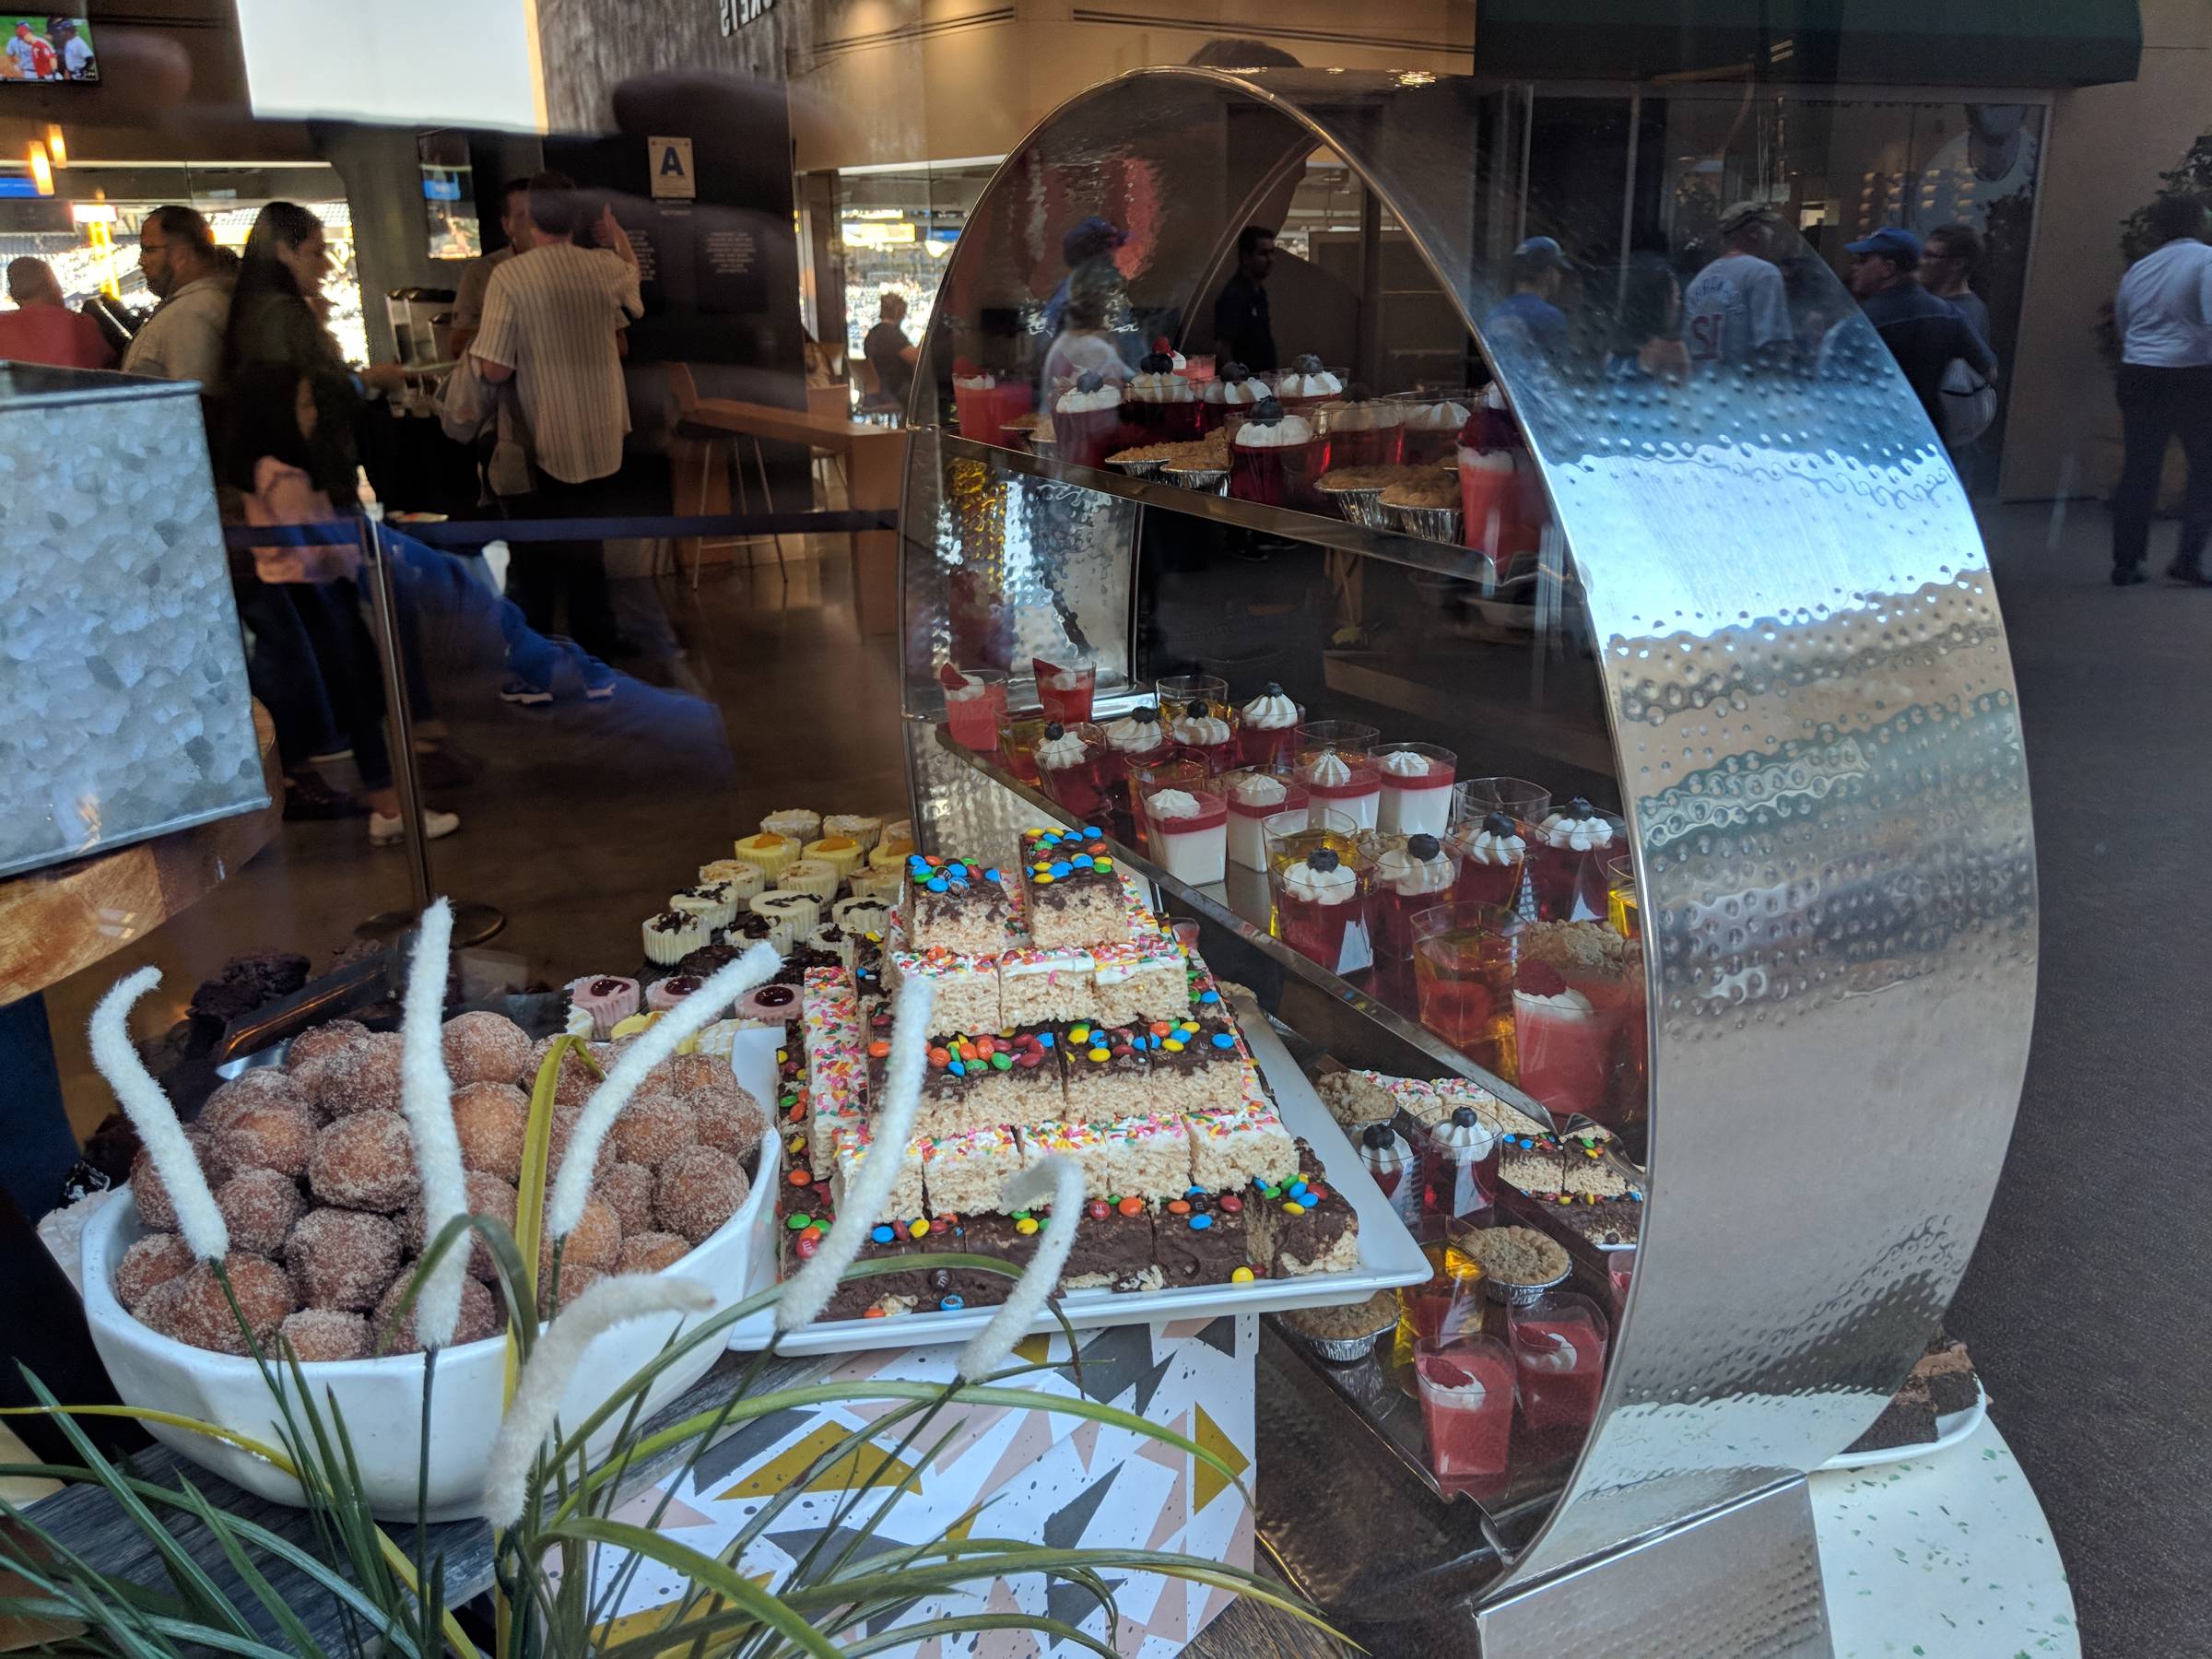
[1922,225,1991,346]
[1685,201,1792,368]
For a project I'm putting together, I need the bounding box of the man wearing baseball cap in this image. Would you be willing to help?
[1684,201,1792,367]
[1484,236,1573,355]
[1844,225,1996,435]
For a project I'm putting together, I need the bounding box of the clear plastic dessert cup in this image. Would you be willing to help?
[953,374,1033,444]
[942,667,1007,751]
[1170,699,1241,776]
[1410,900,1521,1076]
[997,701,1048,785]
[1222,768,1308,871]
[1144,779,1229,887]
[1526,798,1626,924]
[1508,1291,1610,1435]
[1264,808,1371,975]
[1035,722,1112,823]
[1415,1334,1516,1496]
[1155,673,1229,725]
[1235,685,1304,768]
[1367,831,1464,961]
[1372,741,1458,837]
[1293,721,1382,832]
[1033,659,1096,725]
[1132,758,1204,860]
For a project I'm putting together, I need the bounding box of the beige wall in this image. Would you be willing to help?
[2002,0,2212,500]
[540,0,1470,168]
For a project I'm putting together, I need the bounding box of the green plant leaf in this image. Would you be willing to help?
[170,1473,328,1659]
[540,1520,841,1659]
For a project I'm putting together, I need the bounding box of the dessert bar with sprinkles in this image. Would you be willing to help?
[1018,826,1129,950]
[902,853,1015,957]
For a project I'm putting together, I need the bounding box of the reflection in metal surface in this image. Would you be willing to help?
[900,66,2037,1622]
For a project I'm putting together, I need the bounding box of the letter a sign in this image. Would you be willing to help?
[649,135,696,201]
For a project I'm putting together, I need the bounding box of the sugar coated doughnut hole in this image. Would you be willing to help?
[654,1145,749,1245]
[215,1102,314,1179]
[139,1255,293,1355]
[540,1194,620,1279]
[615,1231,689,1275]
[286,1207,404,1312]
[315,1031,404,1117]
[216,1167,306,1255]
[452,1081,528,1181]
[442,1011,531,1087]
[113,1232,196,1312]
[309,1111,418,1211]
[401,1171,517,1283]
[279,1309,371,1363]
[372,1274,502,1354]
[610,1094,698,1169]
[596,1162,656,1235]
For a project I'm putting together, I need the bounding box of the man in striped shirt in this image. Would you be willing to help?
[473,171,643,672]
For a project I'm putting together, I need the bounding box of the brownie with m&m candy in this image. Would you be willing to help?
[1135,1017,1251,1116]
[1062,1197,1164,1292]
[1019,827,1128,950]
[1247,1137,1361,1277]
[820,1219,930,1321]
[903,853,1014,957]
[935,1209,1043,1306]
[1058,1021,1151,1120]
[1152,1189,1256,1287]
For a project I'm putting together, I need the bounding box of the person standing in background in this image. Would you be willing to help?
[52,17,91,78]
[121,206,234,394]
[1041,216,1128,341]
[472,170,642,695]
[1843,226,1996,431]
[1923,225,1991,345]
[2108,194,2212,587]
[861,291,917,411]
[1211,225,1278,374]
[1685,202,1793,368]
[1484,237,1573,356]
[6,21,53,78]
[447,177,532,360]
[0,257,112,369]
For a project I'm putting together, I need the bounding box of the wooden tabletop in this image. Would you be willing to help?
[0,704,281,1005]
[687,395,907,452]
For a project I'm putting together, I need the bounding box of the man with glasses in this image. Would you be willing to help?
[1922,225,1991,347]
[1843,226,1996,437]
[120,205,235,395]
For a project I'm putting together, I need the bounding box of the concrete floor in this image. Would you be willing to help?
[38,492,2208,1655]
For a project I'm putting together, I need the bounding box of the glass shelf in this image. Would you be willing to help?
[928,719,1562,1129]
[937,431,1583,598]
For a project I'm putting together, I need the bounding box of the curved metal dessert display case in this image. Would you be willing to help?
[896,67,2036,1651]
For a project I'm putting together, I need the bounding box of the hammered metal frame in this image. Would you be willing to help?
[900,67,2036,1620]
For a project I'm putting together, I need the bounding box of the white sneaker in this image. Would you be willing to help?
[368,807,461,846]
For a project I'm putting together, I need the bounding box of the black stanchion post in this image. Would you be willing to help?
[354,511,504,948]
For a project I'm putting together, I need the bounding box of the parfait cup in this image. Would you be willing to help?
[1223,768,1308,871]
[1034,661,1097,725]
[1416,1334,1517,1498]
[1131,758,1205,859]
[1367,831,1465,962]
[1263,806,1371,975]
[1525,801,1627,924]
[943,668,1008,751]
[1410,901,1521,1076]
[1144,777,1229,887]
[1171,700,1241,776]
[1508,1291,1610,1436]
[997,701,1048,785]
[1606,855,1640,942]
[1293,720,1382,832]
[1372,740,1458,837]
[1035,723,1112,824]
[1236,688,1305,769]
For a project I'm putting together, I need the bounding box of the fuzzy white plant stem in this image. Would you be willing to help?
[548,943,782,1238]
[480,1273,715,1529]
[398,899,467,1349]
[958,1154,1082,1382]
[91,968,228,1261]
[774,973,935,1333]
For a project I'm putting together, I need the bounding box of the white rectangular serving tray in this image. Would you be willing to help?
[724,986,1430,1356]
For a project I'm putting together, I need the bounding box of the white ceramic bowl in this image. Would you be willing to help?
[79,1028,784,1522]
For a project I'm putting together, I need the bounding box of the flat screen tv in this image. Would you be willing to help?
[0,17,95,82]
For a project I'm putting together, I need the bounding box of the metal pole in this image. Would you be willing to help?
[352,511,506,948]
[359,511,431,914]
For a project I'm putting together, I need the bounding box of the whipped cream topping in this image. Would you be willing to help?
[1379,749,1433,779]
[1306,749,1356,786]
[1172,712,1232,746]
[1147,788,1206,820]
[1405,398,1470,429]
[1036,728,1091,769]
[1539,810,1615,851]
[1461,824,1526,864]
[1283,858,1359,904]
[1104,713,1168,753]
[1517,1335,1581,1372]
[1241,688,1299,728]
[1379,847,1454,894]
[953,372,998,390]
[1277,368,1344,398]
[1206,377,1265,406]
[1130,371,1196,401]
[1228,772,1289,808]
[1045,668,1086,690]
[1458,445,1514,474]
[1235,413,1314,449]
[1516,983,1595,1016]
[1057,381,1123,413]
[944,677,987,703]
